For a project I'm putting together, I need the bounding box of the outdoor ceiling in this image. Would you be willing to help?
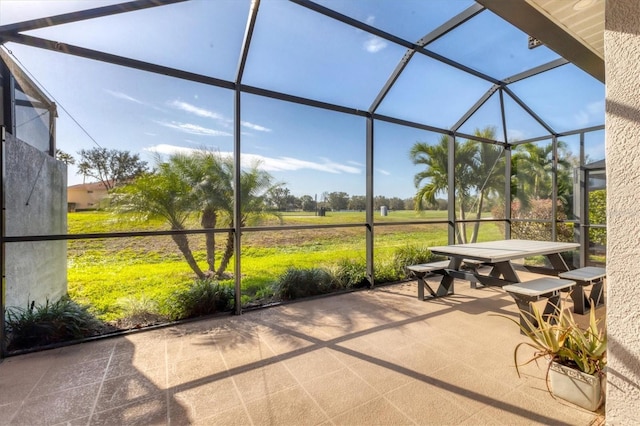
[527,0,605,60]
[477,0,605,82]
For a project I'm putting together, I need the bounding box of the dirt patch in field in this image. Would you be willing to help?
[68,224,433,258]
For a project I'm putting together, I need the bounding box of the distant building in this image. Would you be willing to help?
[67,181,110,211]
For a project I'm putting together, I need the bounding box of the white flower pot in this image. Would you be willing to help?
[549,362,605,411]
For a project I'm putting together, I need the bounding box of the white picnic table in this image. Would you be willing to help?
[423,239,579,297]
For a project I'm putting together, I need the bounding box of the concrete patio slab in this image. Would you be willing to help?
[0,276,605,425]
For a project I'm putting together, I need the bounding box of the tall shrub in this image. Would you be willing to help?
[588,189,606,246]
[493,199,573,241]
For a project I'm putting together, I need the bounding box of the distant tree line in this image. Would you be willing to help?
[264,189,446,212]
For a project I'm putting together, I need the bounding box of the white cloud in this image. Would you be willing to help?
[574,100,605,127]
[169,100,272,133]
[169,100,226,121]
[361,15,387,53]
[105,89,166,112]
[145,144,202,156]
[105,89,144,104]
[507,128,526,142]
[574,111,590,127]
[376,168,391,176]
[364,36,387,53]
[156,120,233,137]
[588,100,605,114]
[144,144,362,175]
[241,120,272,132]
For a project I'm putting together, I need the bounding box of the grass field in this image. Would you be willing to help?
[67,210,503,322]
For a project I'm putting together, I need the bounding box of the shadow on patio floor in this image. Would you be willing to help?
[0,276,605,425]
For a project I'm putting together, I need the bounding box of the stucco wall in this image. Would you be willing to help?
[4,133,67,308]
[67,186,109,210]
[605,1,640,423]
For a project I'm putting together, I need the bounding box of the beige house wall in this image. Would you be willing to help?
[67,185,108,210]
[605,1,640,423]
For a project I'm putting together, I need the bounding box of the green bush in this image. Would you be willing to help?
[373,259,403,284]
[115,296,167,329]
[329,247,443,288]
[166,280,234,320]
[392,245,441,278]
[589,189,606,246]
[493,199,573,242]
[332,258,368,288]
[273,267,340,300]
[5,297,105,351]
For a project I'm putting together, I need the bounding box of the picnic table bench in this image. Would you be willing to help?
[406,260,452,300]
[406,259,488,300]
[559,266,606,314]
[503,277,575,332]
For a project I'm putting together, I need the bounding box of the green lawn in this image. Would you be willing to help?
[66,210,501,322]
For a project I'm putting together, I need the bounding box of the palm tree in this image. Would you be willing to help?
[55,149,75,165]
[111,164,206,279]
[512,141,571,205]
[114,151,279,279]
[411,134,476,243]
[466,127,505,243]
[169,151,231,275]
[411,127,505,243]
[215,160,280,277]
[411,135,449,211]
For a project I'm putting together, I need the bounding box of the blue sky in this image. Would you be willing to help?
[0,0,605,200]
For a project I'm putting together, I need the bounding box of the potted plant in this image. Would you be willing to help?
[505,302,606,411]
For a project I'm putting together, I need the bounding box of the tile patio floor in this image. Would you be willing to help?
[0,274,605,425]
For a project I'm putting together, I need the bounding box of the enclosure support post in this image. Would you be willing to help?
[447,135,456,245]
[1,125,6,359]
[551,135,558,241]
[504,144,511,240]
[578,132,587,267]
[365,117,374,288]
[232,0,260,315]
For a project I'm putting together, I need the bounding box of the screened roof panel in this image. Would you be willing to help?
[0,0,125,25]
[374,121,447,201]
[241,93,366,198]
[20,1,250,81]
[585,129,605,163]
[242,0,407,109]
[0,0,605,185]
[314,0,476,42]
[427,10,562,80]
[508,63,604,133]
[5,43,235,173]
[456,91,505,142]
[502,93,552,142]
[376,53,494,129]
